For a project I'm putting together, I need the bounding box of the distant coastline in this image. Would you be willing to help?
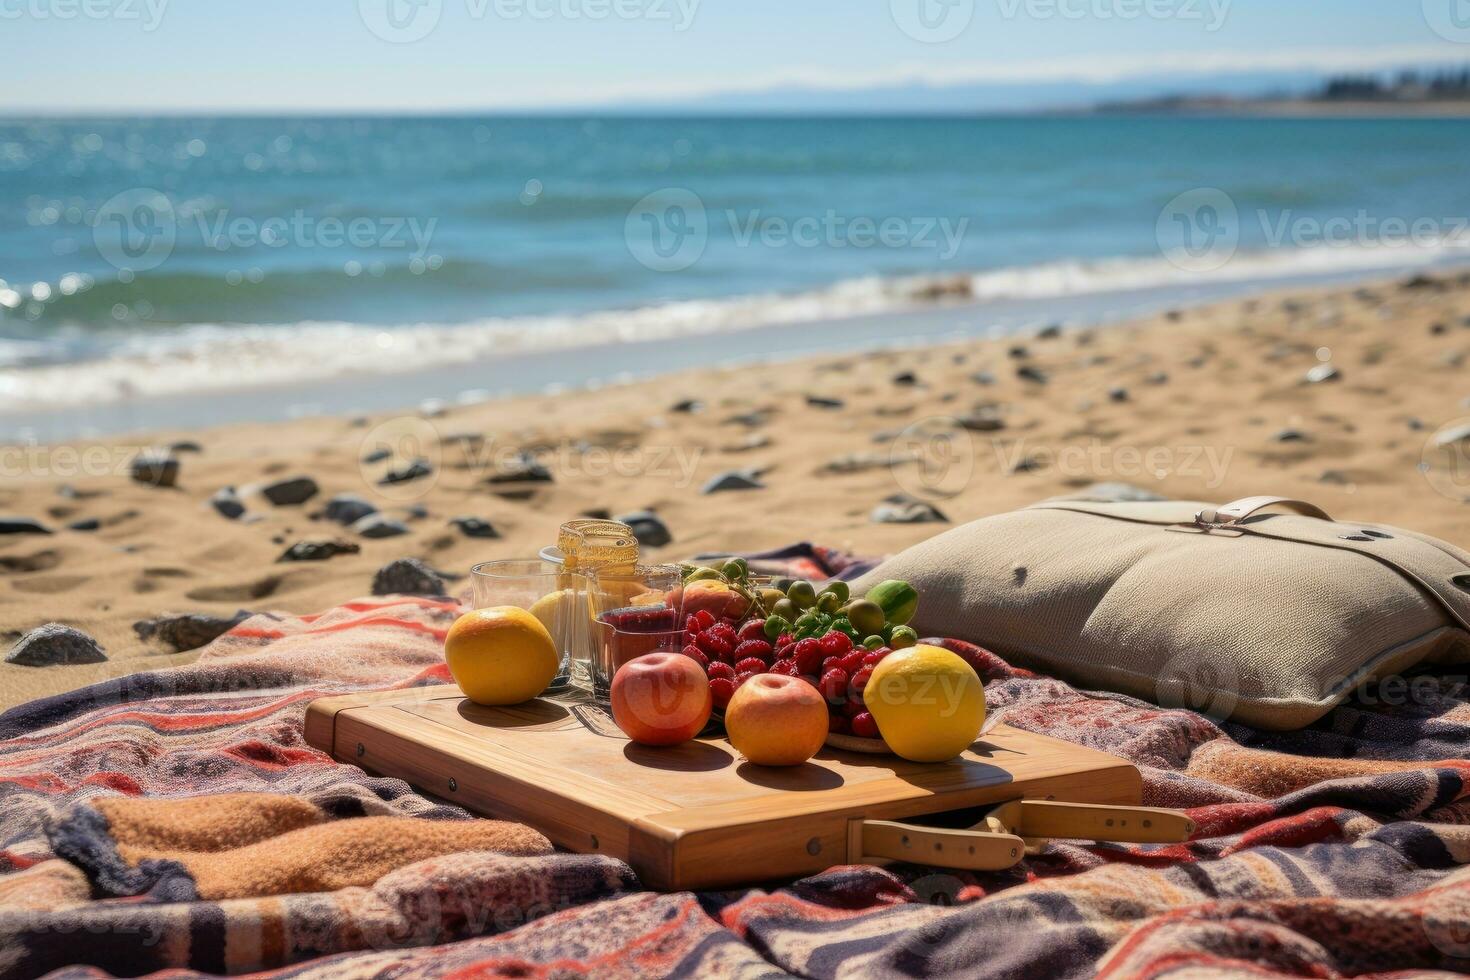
[1094,66,1470,117]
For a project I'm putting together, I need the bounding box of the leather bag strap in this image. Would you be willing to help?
[1195,496,1332,527]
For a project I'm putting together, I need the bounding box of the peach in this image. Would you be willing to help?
[725,674,828,766]
[610,652,712,747]
[677,579,749,622]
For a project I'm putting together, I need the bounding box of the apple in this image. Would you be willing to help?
[725,674,828,766]
[610,652,712,747]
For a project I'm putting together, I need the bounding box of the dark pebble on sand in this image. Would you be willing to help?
[169,440,204,454]
[805,395,845,409]
[702,469,765,494]
[380,459,434,485]
[323,493,378,526]
[970,371,996,386]
[362,448,391,464]
[6,624,107,666]
[131,453,179,488]
[66,518,101,532]
[618,510,672,548]
[372,557,445,597]
[450,516,501,539]
[956,412,1005,433]
[1016,365,1048,384]
[261,476,320,506]
[671,399,703,413]
[486,455,552,484]
[353,514,411,538]
[0,517,52,535]
[1108,386,1129,403]
[871,495,948,524]
[277,539,361,562]
[1274,428,1311,443]
[133,610,252,652]
[892,371,919,386]
[211,486,246,520]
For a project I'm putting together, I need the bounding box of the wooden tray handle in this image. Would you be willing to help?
[852,819,1028,871]
[999,800,1196,843]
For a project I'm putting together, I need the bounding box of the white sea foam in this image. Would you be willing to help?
[1,242,1463,413]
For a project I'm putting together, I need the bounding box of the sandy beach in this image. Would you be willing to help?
[4,267,1470,710]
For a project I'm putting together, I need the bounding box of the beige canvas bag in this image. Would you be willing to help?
[852,496,1470,730]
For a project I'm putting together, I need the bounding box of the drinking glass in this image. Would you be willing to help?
[587,563,687,701]
[470,559,593,693]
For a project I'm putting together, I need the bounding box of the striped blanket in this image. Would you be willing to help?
[4,544,1470,978]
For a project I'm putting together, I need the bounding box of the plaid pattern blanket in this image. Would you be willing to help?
[4,543,1470,978]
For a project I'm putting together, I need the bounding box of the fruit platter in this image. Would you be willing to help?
[579,559,988,766]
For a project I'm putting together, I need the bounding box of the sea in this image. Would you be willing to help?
[3,115,1469,438]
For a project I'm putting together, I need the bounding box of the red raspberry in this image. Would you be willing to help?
[839,651,864,674]
[681,644,710,670]
[776,643,796,661]
[862,650,886,668]
[819,668,848,702]
[819,631,853,657]
[693,609,717,631]
[738,619,767,642]
[734,656,767,675]
[821,656,843,675]
[777,633,795,648]
[709,677,736,709]
[850,712,879,738]
[733,639,774,664]
[771,658,798,676]
[707,622,738,645]
[707,661,736,681]
[843,699,866,718]
[686,616,701,634]
[736,671,760,688]
[828,714,849,734]
[851,666,873,698]
[695,630,735,661]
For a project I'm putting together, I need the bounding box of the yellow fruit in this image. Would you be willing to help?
[865,644,985,762]
[445,606,559,706]
[527,588,577,639]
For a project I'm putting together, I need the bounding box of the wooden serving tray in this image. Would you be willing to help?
[306,685,1142,890]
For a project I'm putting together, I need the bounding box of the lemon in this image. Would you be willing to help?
[866,644,986,762]
[444,606,559,705]
[527,588,578,640]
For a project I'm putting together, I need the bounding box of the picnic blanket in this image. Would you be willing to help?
[4,543,1470,978]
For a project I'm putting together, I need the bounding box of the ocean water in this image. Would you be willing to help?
[2,115,1469,419]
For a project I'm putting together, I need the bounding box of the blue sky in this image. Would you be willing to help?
[4,0,1466,111]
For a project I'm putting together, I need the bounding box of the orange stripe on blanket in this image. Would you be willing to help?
[232,616,450,642]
